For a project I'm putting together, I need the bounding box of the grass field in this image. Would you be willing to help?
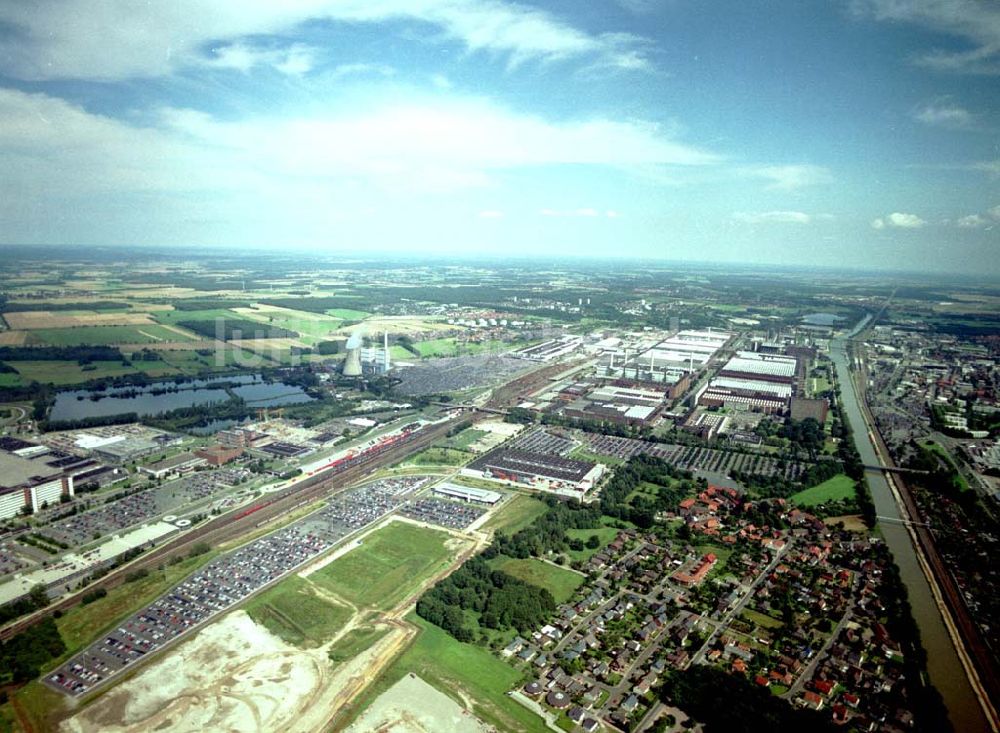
[491,557,583,604]
[0,372,23,386]
[568,446,626,466]
[31,324,195,345]
[327,624,390,664]
[326,308,370,320]
[244,574,352,647]
[341,613,546,733]
[790,474,855,507]
[444,427,489,450]
[406,446,474,466]
[10,359,141,385]
[311,522,458,611]
[565,526,618,562]
[55,550,219,655]
[922,440,970,491]
[480,494,548,534]
[741,608,784,630]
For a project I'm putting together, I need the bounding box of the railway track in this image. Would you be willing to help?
[0,414,475,642]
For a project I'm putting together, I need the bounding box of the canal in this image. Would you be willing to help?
[831,318,989,732]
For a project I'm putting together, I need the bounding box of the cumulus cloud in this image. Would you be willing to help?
[732,211,812,224]
[208,43,317,75]
[0,0,654,81]
[0,87,715,244]
[871,212,927,229]
[957,213,988,228]
[914,101,974,127]
[741,164,833,190]
[850,0,1000,74]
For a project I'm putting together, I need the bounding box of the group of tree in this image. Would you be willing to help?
[0,345,125,362]
[483,496,602,560]
[416,556,555,642]
[658,666,837,733]
[0,616,66,685]
[599,454,700,528]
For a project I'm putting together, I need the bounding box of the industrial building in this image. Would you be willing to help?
[719,351,798,384]
[0,450,75,519]
[465,448,603,495]
[512,335,583,362]
[433,482,503,505]
[195,444,244,466]
[89,436,162,465]
[138,452,206,479]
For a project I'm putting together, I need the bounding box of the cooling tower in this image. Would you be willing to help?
[343,331,364,376]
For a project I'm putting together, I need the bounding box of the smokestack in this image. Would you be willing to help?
[384,331,390,373]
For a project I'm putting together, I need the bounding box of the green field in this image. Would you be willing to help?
[0,372,24,386]
[152,308,242,325]
[326,308,370,320]
[481,494,548,534]
[741,608,784,630]
[10,359,141,385]
[311,522,458,611]
[565,526,618,562]
[921,441,970,491]
[245,575,352,647]
[790,474,855,507]
[31,324,196,345]
[54,551,219,654]
[407,446,474,466]
[444,427,489,450]
[568,446,626,466]
[492,557,583,604]
[327,624,390,664]
[341,613,546,733]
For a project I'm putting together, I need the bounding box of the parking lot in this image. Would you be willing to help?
[509,427,578,456]
[39,468,252,548]
[46,475,430,697]
[400,498,486,530]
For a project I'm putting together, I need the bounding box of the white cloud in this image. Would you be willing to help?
[732,211,812,224]
[741,164,833,190]
[990,204,1000,219]
[914,102,974,127]
[957,213,988,228]
[208,43,317,75]
[0,87,716,245]
[871,212,927,229]
[0,1,654,81]
[851,0,1000,74]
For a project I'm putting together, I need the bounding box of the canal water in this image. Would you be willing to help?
[831,320,988,732]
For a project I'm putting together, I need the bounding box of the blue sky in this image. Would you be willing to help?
[0,1,997,274]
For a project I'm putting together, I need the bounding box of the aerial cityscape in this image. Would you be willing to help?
[0,2,998,733]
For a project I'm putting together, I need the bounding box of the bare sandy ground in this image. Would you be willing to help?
[346,674,491,733]
[58,609,411,733]
[0,330,28,345]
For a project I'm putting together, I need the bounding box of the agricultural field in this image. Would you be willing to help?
[9,360,142,385]
[491,556,583,604]
[310,522,461,611]
[29,324,196,346]
[326,308,370,320]
[2,311,152,330]
[790,474,855,507]
[343,613,547,733]
[245,575,352,648]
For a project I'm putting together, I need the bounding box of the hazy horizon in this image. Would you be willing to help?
[0,1,997,273]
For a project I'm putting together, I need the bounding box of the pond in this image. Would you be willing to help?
[48,374,313,422]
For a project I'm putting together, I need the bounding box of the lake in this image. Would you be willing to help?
[49,374,313,422]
